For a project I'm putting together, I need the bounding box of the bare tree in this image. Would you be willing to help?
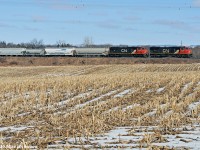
[56,40,67,47]
[0,41,7,48]
[29,39,44,48]
[83,37,93,47]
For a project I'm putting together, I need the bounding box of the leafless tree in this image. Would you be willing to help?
[29,39,44,48]
[83,37,93,47]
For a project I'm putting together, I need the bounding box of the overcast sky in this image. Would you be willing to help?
[0,0,200,45]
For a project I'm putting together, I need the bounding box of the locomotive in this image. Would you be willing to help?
[150,46,192,58]
[109,46,192,58]
[0,46,192,57]
[109,46,149,57]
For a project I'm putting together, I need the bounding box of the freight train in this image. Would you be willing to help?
[0,46,192,58]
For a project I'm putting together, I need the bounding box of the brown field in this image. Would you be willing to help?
[0,64,200,149]
[0,57,200,66]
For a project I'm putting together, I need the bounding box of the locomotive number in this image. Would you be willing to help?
[163,49,169,53]
[121,49,128,53]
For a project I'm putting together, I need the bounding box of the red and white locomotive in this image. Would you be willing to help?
[149,46,192,58]
[108,46,192,58]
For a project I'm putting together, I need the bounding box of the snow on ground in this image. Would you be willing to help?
[188,99,200,111]
[103,106,120,114]
[156,87,165,93]
[162,110,174,118]
[46,125,200,149]
[113,89,133,98]
[0,125,34,132]
[75,90,117,109]
[185,99,200,116]
[62,88,135,114]
[145,87,165,93]
[181,82,192,94]
[152,126,200,149]
[16,112,31,117]
[57,90,93,107]
[122,104,141,111]
[146,89,153,93]
[142,110,157,118]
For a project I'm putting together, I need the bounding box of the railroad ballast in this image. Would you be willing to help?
[0,46,192,58]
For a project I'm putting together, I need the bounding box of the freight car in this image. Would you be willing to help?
[150,46,192,58]
[75,47,109,57]
[22,49,45,56]
[45,48,76,56]
[0,48,26,56]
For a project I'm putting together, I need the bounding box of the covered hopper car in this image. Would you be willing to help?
[75,47,109,56]
[44,48,76,56]
[0,48,26,56]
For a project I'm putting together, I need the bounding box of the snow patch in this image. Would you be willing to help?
[122,104,140,111]
[188,100,200,111]
[157,87,165,93]
[75,90,117,109]
[113,89,132,98]
[0,125,33,132]
[146,89,153,93]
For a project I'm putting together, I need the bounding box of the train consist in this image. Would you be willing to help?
[0,46,192,57]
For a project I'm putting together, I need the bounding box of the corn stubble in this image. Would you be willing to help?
[0,64,200,149]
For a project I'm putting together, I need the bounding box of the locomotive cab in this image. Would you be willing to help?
[178,47,192,58]
[132,47,149,57]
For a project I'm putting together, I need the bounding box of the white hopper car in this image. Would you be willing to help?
[44,48,76,56]
[75,47,109,56]
[0,48,26,56]
[0,47,110,57]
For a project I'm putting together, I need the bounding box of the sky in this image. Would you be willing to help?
[0,0,200,46]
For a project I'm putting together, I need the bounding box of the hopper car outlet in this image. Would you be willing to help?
[0,46,192,58]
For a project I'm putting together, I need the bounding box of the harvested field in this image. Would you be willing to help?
[0,64,200,149]
[0,57,200,66]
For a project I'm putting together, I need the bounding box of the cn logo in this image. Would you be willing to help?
[163,49,169,53]
[121,49,128,52]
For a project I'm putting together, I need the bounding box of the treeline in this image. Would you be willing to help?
[0,39,200,55]
[0,39,112,49]
[0,39,74,49]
